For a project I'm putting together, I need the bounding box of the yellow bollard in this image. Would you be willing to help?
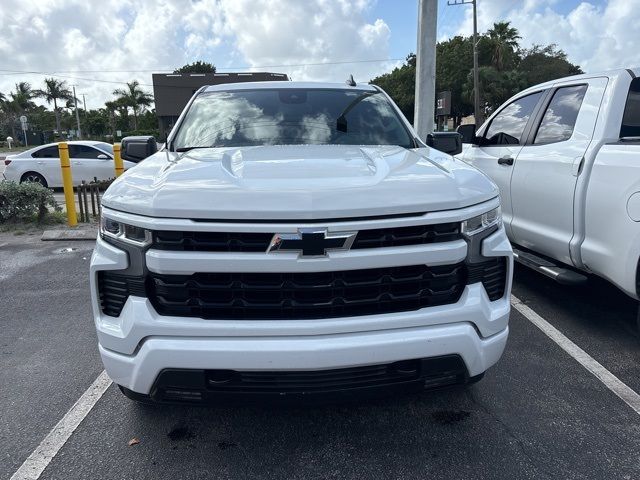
[58,142,77,227]
[113,143,124,177]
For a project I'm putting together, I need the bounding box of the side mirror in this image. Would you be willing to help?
[426,132,462,156]
[97,154,109,160]
[457,124,477,144]
[121,136,158,163]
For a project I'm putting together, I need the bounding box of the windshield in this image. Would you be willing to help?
[94,142,114,156]
[172,88,414,150]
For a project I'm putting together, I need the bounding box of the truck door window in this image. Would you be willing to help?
[621,78,640,138]
[483,92,543,146]
[534,85,587,144]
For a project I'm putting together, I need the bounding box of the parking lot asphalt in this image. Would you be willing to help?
[1,235,639,480]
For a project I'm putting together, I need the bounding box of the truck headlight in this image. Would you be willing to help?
[100,216,152,247]
[461,207,501,237]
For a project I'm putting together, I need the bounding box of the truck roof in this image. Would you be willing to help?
[203,81,378,93]
[519,67,639,96]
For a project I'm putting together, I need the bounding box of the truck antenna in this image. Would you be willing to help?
[346,74,356,87]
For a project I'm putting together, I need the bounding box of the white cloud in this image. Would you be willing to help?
[455,0,640,73]
[0,0,393,110]
[216,0,392,82]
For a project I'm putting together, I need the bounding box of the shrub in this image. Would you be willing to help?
[0,181,59,223]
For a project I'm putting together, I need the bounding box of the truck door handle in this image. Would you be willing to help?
[498,156,514,166]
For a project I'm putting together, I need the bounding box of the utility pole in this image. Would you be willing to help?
[414,0,438,139]
[448,0,482,125]
[72,85,82,139]
[82,94,87,113]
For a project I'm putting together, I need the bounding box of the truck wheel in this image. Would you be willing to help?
[20,172,48,188]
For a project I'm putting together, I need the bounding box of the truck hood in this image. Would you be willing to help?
[102,145,498,220]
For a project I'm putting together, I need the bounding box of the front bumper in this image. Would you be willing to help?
[101,321,508,397]
[90,205,512,398]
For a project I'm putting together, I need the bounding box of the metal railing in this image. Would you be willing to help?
[76,178,113,223]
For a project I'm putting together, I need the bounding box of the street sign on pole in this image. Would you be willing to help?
[20,115,28,147]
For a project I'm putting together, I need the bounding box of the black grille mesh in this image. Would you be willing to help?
[152,222,461,252]
[147,264,466,320]
[467,257,507,301]
[98,258,507,318]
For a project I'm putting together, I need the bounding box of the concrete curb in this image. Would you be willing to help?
[42,228,98,241]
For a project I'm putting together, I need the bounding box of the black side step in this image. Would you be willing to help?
[513,248,588,286]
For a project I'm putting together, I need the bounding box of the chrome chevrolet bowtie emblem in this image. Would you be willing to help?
[268,228,357,257]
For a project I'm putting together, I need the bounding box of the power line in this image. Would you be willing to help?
[0,58,405,77]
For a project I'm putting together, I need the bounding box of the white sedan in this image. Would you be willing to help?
[2,141,136,188]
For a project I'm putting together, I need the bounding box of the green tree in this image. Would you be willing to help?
[518,44,583,87]
[4,82,36,140]
[370,54,416,123]
[436,36,474,124]
[486,21,520,71]
[372,23,583,126]
[173,61,216,74]
[34,78,73,134]
[112,81,154,130]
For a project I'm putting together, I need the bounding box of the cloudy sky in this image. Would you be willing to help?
[1,0,638,110]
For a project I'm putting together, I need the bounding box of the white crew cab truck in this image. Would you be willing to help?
[458,69,640,320]
[90,81,512,404]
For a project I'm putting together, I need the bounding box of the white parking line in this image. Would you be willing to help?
[512,295,640,416]
[10,371,112,480]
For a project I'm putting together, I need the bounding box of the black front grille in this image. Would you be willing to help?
[152,222,461,252]
[146,355,470,403]
[147,263,466,320]
[153,231,274,252]
[206,360,422,393]
[97,259,507,319]
[352,222,460,249]
[98,272,145,317]
[467,257,507,301]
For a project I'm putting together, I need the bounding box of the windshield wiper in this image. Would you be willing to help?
[175,146,219,152]
[336,91,379,133]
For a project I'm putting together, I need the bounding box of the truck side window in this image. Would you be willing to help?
[534,85,587,145]
[621,78,640,138]
[483,92,543,146]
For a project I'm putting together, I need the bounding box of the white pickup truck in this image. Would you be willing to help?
[90,81,512,404]
[458,68,640,321]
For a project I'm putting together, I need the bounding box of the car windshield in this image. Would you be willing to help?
[94,142,114,156]
[172,88,414,150]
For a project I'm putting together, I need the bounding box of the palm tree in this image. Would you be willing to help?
[35,78,73,133]
[104,100,118,137]
[112,81,153,130]
[487,21,521,71]
[5,82,36,140]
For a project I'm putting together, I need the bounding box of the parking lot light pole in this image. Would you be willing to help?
[414,0,438,139]
[58,142,77,226]
[113,143,124,177]
[73,85,82,139]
